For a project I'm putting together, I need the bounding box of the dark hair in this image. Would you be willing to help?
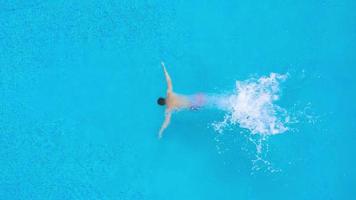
[157,97,166,106]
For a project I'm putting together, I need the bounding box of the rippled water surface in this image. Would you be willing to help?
[0,1,355,199]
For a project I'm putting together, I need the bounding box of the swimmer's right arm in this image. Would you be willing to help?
[161,62,173,92]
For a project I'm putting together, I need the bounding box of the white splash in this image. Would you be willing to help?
[213,73,289,135]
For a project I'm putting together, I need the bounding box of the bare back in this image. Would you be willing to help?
[166,92,190,110]
[159,62,196,138]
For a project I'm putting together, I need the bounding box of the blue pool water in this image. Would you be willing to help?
[1,1,355,199]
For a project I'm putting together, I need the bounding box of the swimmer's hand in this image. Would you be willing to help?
[161,62,173,92]
[158,109,171,139]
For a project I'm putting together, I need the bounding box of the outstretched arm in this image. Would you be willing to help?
[161,62,173,92]
[158,109,172,138]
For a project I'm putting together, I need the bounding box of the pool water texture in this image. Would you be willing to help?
[0,1,355,199]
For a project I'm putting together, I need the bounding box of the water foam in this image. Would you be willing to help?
[213,73,289,135]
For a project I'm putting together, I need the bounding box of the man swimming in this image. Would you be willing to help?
[157,62,206,138]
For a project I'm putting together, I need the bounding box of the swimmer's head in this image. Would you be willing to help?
[157,97,166,106]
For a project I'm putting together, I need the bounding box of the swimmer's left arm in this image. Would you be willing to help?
[158,109,171,139]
